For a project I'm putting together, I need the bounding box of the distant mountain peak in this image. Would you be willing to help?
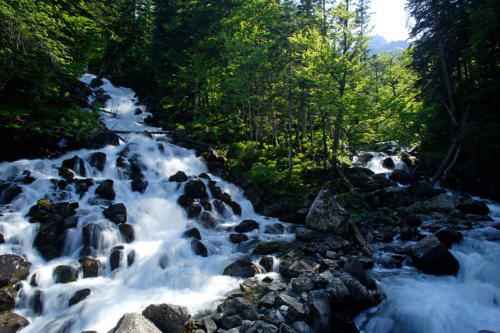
[369,35,408,55]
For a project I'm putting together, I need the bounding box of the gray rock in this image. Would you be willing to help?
[435,228,463,248]
[142,303,191,333]
[305,189,349,235]
[295,228,324,242]
[275,294,307,321]
[79,257,100,278]
[229,233,248,244]
[258,291,278,308]
[183,228,202,240]
[240,320,278,333]
[53,265,76,284]
[0,255,31,288]
[308,290,332,332]
[220,315,241,329]
[103,203,127,224]
[89,152,106,171]
[235,220,259,233]
[108,313,161,333]
[457,198,489,215]
[0,312,29,333]
[95,179,115,200]
[68,288,91,306]
[252,241,281,255]
[197,318,217,333]
[424,194,461,212]
[223,259,259,278]
[291,321,312,333]
[0,287,16,311]
[62,155,86,177]
[410,235,459,275]
[259,256,274,272]
[119,224,135,243]
[291,276,315,294]
[218,297,254,316]
[110,247,123,271]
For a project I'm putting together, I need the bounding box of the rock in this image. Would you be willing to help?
[33,223,65,260]
[379,186,412,207]
[68,288,91,306]
[382,157,395,169]
[235,220,259,233]
[142,303,191,333]
[158,254,169,269]
[275,294,307,321]
[410,235,459,275]
[95,179,115,200]
[305,189,349,235]
[259,256,274,272]
[230,234,248,244]
[292,321,312,333]
[110,248,123,271]
[103,203,127,224]
[207,181,224,200]
[58,167,75,182]
[252,241,281,255]
[354,153,374,166]
[0,312,29,332]
[89,152,106,171]
[295,227,324,242]
[389,170,415,185]
[325,235,350,252]
[0,255,31,288]
[400,226,420,241]
[198,211,220,228]
[62,155,86,177]
[119,224,134,243]
[109,313,161,333]
[264,223,285,234]
[195,318,217,333]
[0,183,22,204]
[169,171,188,183]
[213,199,226,215]
[53,265,76,284]
[0,287,16,311]
[128,251,136,266]
[191,240,208,257]
[457,198,489,215]
[328,271,375,311]
[131,178,148,193]
[80,122,119,149]
[79,257,100,278]
[408,181,437,198]
[279,256,319,279]
[200,197,212,211]
[229,201,242,215]
[435,228,463,248]
[32,290,43,314]
[291,276,315,294]
[183,228,201,240]
[218,297,254,316]
[308,290,332,332]
[220,315,242,329]
[425,194,460,212]
[223,259,259,278]
[344,258,367,285]
[75,179,94,196]
[184,180,208,199]
[240,320,278,333]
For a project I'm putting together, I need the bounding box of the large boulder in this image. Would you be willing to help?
[435,228,463,248]
[457,198,489,215]
[53,265,76,284]
[0,287,16,311]
[305,189,349,235]
[223,258,259,278]
[389,169,416,185]
[0,312,29,333]
[108,313,161,333]
[410,235,459,275]
[184,180,208,199]
[382,157,395,170]
[62,155,86,177]
[119,224,135,243]
[142,303,191,333]
[95,179,115,200]
[169,171,188,183]
[0,255,31,288]
[424,194,461,212]
[308,289,332,332]
[235,220,259,233]
[79,257,100,278]
[103,203,127,224]
[89,152,107,171]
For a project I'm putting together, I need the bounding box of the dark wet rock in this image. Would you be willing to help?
[223,259,259,278]
[291,276,315,294]
[27,199,77,224]
[119,224,134,243]
[400,226,420,241]
[89,152,106,171]
[400,213,422,227]
[354,153,374,166]
[207,181,224,200]
[379,186,412,207]
[131,178,148,193]
[33,223,66,260]
[158,254,169,269]
[103,203,127,224]
[325,235,351,252]
[228,201,242,216]
[53,265,76,284]
[382,157,395,169]
[435,228,463,248]
[409,181,437,198]
[241,320,278,333]
[424,194,461,212]
[308,289,332,332]
[200,197,212,211]
[306,189,349,235]
[142,303,191,333]
[264,223,285,234]
[328,271,377,312]
[183,228,201,240]
[235,220,259,233]
[198,211,221,228]
[389,169,415,186]
[457,198,489,215]
[0,287,16,311]
[68,288,91,306]
[95,179,115,200]
[410,235,459,275]
[80,123,120,150]
[252,241,281,255]
[0,255,31,288]
[75,179,94,196]
[127,250,135,266]
[191,240,208,257]
[187,203,202,219]
[275,294,307,321]
[110,247,123,271]
[344,258,367,286]
[0,234,3,244]
[213,199,226,215]
[372,229,394,243]
[218,297,254,316]
[0,311,29,332]
[62,155,86,177]
[279,256,320,279]
[109,313,161,333]
[32,290,43,314]
[197,147,226,175]
[0,183,22,204]
[198,173,211,180]
[195,318,217,333]
[82,222,102,248]
[78,257,100,278]
[295,227,324,242]
[169,171,188,183]
[58,167,75,182]
[230,233,248,244]
[184,180,208,199]
[259,256,274,272]
[177,195,193,208]
[220,315,242,329]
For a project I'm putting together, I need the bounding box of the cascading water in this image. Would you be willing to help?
[353,152,500,333]
[0,75,291,332]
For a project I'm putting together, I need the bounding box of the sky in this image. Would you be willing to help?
[369,0,409,42]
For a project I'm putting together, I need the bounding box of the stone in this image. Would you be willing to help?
[110,248,123,271]
[142,303,191,333]
[196,318,217,333]
[184,180,208,199]
[409,181,437,198]
[0,287,16,311]
[192,240,208,257]
[200,198,212,211]
[410,235,459,275]
[305,189,349,235]
[58,167,75,182]
[53,265,76,284]
[198,211,220,228]
[389,170,415,185]
[109,313,161,333]
[75,179,94,196]
[119,224,135,243]
[435,228,463,248]
[128,251,136,266]
[103,203,127,224]
[95,179,115,200]
[221,315,242,329]
[275,294,307,321]
[213,199,226,215]
[32,290,43,314]
[218,297,254,316]
[131,178,148,193]
[382,157,395,169]
[264,223,285,234]
[343,258,367,285]
[295,228,324,242]
[235,220,259,233]
[0,184,22,204]
[230,233,248,244]
[279,256,319,279]
[259,256,274,272]
[308,290,332,332]
[229,201,242,215]
[89,152,107,171]
[0,255,31,288]
[68,288,91,306]
[78,257,100,278]
[208,181,224,200]
[291,276,315,294]
[252,241,281,255]
[62,155,86,177]
[0,312,29,333]
[183,228,202,240]
[457,199,489,215]
[223,259,259,278]
[169,171,188,183]
[425,194,461,212]
[240,321,278,333]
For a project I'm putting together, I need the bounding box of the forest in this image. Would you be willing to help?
[1,0,499,203]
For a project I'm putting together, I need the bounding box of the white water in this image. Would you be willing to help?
[0,75,291,333]
[353,151,500,332]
